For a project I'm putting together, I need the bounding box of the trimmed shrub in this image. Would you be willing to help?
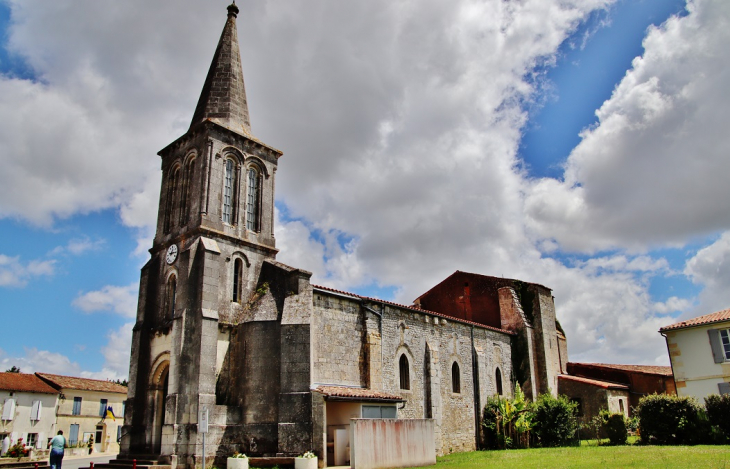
[705,393,730,442]
[532,393,579,447]
[600,410,628,445]
[635,394,705,445]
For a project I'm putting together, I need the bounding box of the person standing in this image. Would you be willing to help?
[48,431,65,469]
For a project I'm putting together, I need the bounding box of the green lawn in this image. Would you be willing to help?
[410,445,730,469]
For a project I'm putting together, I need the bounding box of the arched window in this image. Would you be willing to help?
[232,258,243,303]
[452,362,461,393]
[246,167,260,231]
[619,399,624,414]
[165,275,177,320]
[399,354,410,390]
[495,367,503,396]
[222,159,237,224]
[164,167,180,233]
[179,158,195,226]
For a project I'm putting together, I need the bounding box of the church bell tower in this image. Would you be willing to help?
[122,3,283,465]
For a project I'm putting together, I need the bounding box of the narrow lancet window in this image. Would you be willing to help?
[452,362,461,393]
[246,167,260,231]
[496,367,503,396]
[179,159,195,226]
[165,275,177,321]
[223,159,235,224]
[399,354,410,390]
[233,258,243,303]
[164,167,180,233]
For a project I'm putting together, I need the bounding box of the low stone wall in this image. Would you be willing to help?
[350,419,435,469]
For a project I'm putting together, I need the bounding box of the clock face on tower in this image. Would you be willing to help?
[166,244,178,264]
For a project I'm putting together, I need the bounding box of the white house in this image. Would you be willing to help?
[0,372,60,452]
[660,308,730,400]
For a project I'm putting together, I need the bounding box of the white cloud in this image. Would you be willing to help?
[50,236,106,256]
[0,322,133,381]
[0,254,55,287]
[0,347,81,376]
[525,0,730,252]
[72,283,139,318]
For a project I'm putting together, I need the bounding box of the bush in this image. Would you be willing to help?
[635,394,706,445]
[704,393,730,442]
[6,438,30,458]
[482,384,533,449]
[532,393,579,447]
[600,410,628,445]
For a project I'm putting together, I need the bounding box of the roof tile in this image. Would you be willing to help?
[559,374,629,390]
[314,386,403,401]
[660,308,730,332]
[36,373,127,394]
[569,362,673,377]
[0,373,59,394]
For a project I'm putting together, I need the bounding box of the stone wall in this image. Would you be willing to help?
[312,290,512,456]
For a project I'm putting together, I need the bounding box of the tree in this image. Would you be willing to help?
[5,366,20,373]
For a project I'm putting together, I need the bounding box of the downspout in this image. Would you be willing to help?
[471,326,482,449]
[660,331,677,395]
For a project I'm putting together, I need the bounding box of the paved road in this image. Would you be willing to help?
[58,454,116,469]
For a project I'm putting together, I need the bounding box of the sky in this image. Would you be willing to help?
[0,0,728,381]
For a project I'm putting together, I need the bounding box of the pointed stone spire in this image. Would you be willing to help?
[190,2,252,137]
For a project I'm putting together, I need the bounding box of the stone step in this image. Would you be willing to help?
[247,457,295,468]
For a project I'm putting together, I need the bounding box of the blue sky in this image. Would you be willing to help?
[1,0,729,378]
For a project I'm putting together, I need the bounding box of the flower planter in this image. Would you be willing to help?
[227,457,249,469]
[294,457,317,469]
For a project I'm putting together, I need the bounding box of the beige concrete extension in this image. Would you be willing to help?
[660,309,730,401]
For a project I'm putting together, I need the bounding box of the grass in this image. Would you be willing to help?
[408,445,730,468]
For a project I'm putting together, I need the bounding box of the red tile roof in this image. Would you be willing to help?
[558,374,629,390]
[314,386,403,402]
[0,373,59,394]
[312,285,514,335]
[36,373,127,394]
[660,308,730,332]
[570,363,673,377]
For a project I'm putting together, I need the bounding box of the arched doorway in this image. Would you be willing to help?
[150,361,169,454]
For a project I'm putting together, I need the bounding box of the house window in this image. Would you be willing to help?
[399,354,410,390]
[30,400,42,421]
[495,367,503,396]
[362,405,397,418]
[619,399,625,414]
[246,167,260,231]
[26,433,37,448]
[721,329,730,360]
[72,397,82,415]
[69,424,79,446]
[452,362,461,393]
[232,258,243,303]
[1,398,15,420]
[99,399,108,417]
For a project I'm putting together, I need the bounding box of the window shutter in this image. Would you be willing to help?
[37,433,44,449]
[31,400,42,421]
[2,399,15,421]
[708,329,725,363]
[719,382,730,395]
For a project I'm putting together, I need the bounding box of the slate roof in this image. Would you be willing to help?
[660,308,730,332]
[36,373,127,394]
[0,372,59,394]
[558,374,629,390]
[313,284,514,335]
[570,362,673,377]
[314,386,404,402]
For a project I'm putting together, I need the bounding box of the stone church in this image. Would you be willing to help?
[121,4,565,467]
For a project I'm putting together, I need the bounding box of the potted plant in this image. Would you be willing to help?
[227,452,248,469]
[294,451,317,469]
